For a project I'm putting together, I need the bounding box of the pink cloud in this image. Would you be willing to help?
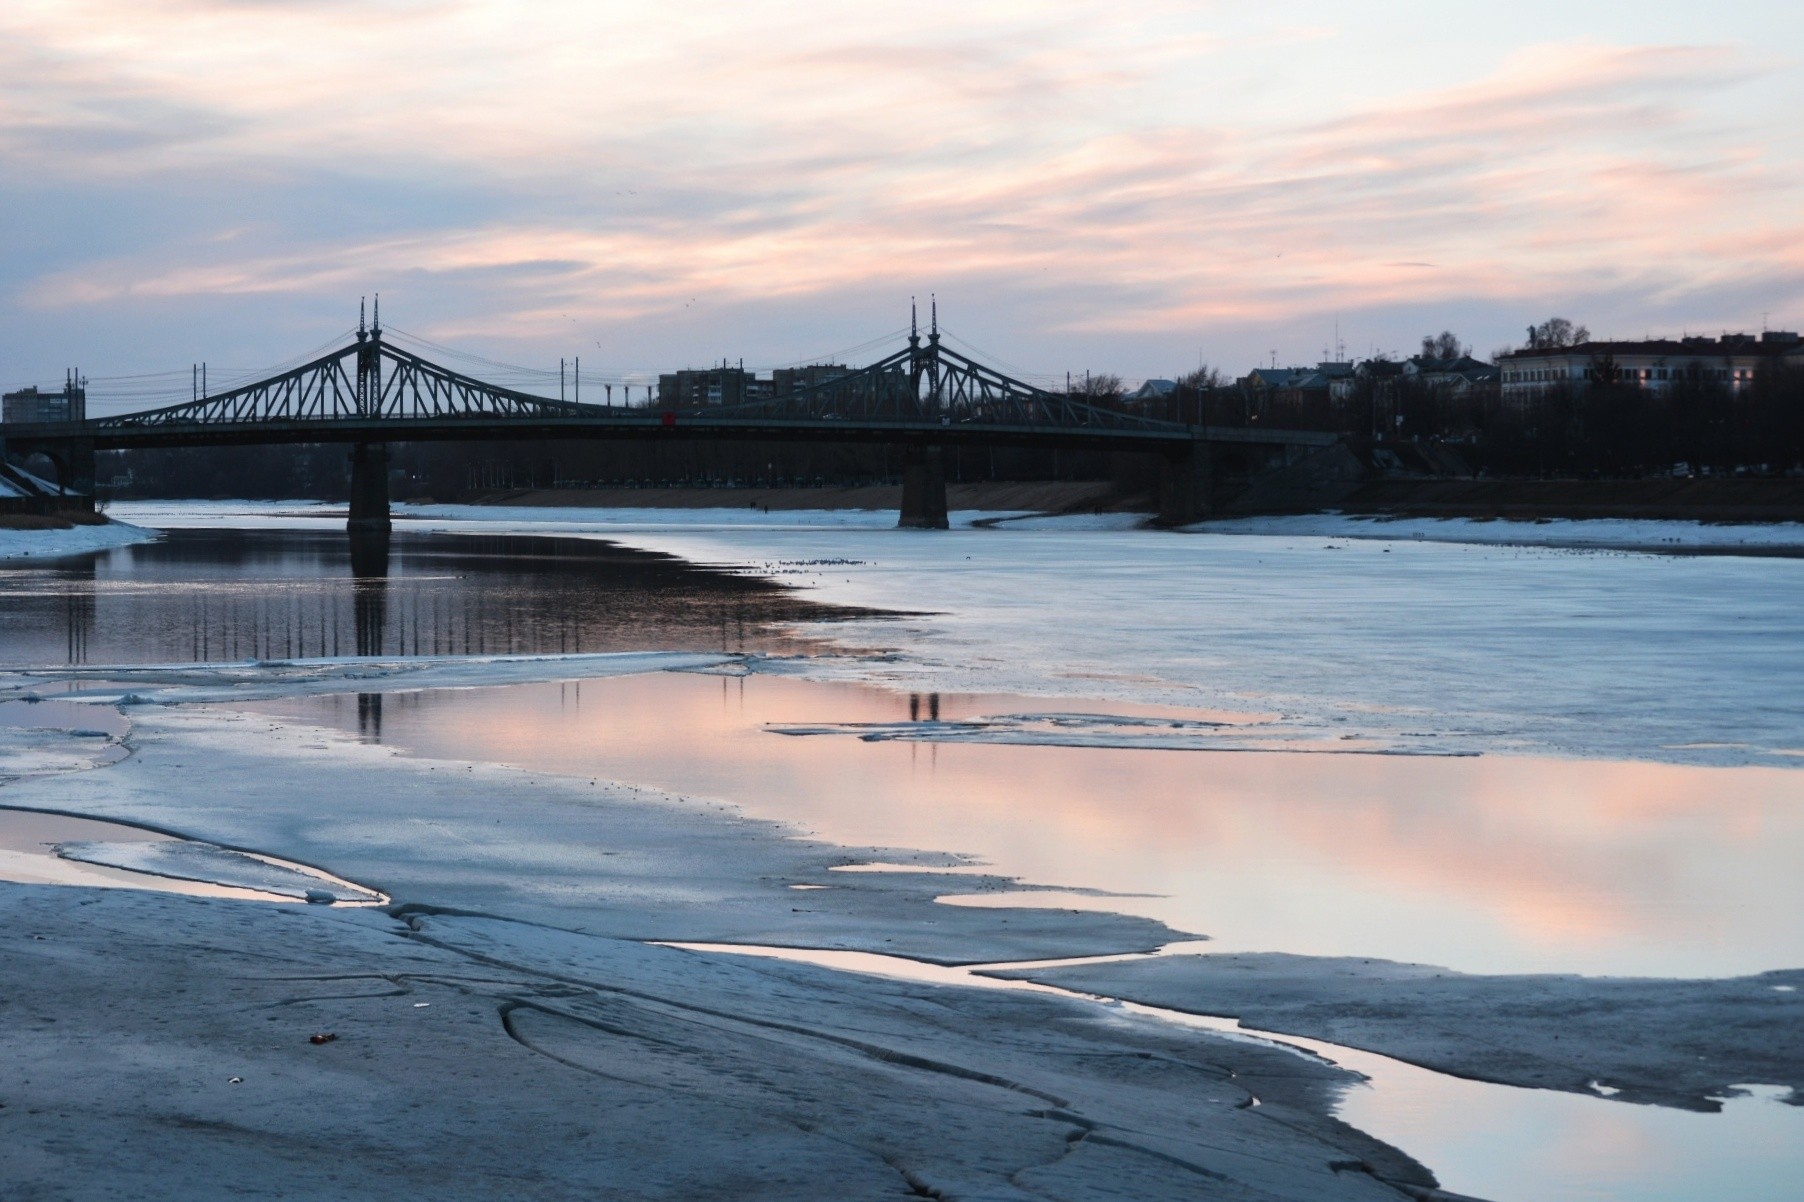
[4,5,1801,364]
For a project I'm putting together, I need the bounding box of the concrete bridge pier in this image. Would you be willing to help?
[23,439,98,511]
[897,444,949,529]
[1155,442,1213,527]
[43,439,97,496]
[347,442,392,532]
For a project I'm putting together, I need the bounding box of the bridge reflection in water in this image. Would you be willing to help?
[0,528,863,671]
[349,529,389,738]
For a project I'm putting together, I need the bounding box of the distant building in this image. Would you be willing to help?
[1125,379,1177,403]
[1240,363,1352,410]
[658,363,864,407]
[1403,355,1499,395]
[657,366,769,408]
[3,377,85,424]
[771,364,852,396]
[1498,332,1804,405]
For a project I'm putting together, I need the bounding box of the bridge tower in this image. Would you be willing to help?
[347,298,392,532]
[896,298,950,529]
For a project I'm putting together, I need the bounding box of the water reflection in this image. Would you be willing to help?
[259,671,1804,980]
[349,528,389,658]
[0,529,868,668]
[349,530,389,735]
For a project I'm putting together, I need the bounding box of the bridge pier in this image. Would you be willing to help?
[347,442,392,532]
[897,445,949,529]
[1155,442,1213,527]
[23,439,98,512]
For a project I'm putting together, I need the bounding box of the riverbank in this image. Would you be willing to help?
[456,474,1804,524]
[0,515,158,561]
[462,479,1140,514]
[0,675,1441,1202]
[1333,476,1804,522]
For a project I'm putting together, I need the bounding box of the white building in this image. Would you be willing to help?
[1498,332,1804,406]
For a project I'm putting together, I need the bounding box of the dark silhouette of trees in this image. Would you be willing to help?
[1526,317,1590,349]
[1420,331,1466,359]
[1068,373,1124,401]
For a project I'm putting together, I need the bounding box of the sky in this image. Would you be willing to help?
[3,0,1803,411]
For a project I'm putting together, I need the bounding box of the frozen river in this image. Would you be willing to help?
[4,500,1802,1202]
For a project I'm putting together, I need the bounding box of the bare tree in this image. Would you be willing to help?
[1069,372,1124,401]
[1420,331,1465,360]
[1178,365,1225,390]
[1526,318,1591,350]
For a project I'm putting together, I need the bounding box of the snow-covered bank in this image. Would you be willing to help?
[0,516,159,561]
[2,885,1430,1201]
[0,657,1449,1198]
[1194,511,1804,553]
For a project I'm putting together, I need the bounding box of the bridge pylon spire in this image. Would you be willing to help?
[929,294,939,347]
[909,297,919,349]
[357,297,367,343]
[372,293,381,340]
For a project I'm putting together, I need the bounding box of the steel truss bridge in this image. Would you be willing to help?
[3,314,1337,528]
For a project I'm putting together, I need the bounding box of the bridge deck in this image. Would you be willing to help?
[3,413,1339,453]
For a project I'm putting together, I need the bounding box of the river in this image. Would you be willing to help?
[2,502,1800,1201]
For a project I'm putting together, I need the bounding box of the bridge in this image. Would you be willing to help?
[1,306,1338,529]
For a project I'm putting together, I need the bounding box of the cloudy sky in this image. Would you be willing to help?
[4,0,1802,410]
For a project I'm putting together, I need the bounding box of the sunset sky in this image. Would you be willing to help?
[4,1,1802,409]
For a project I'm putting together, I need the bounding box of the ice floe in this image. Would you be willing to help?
[55,839,382,903]
[0,650,738,705]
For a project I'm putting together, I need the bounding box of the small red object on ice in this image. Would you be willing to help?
[309,1033,338,1045]
[660,411,676,427]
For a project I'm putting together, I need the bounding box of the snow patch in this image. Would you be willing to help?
[0,518,160,562]
[5,650,738,705]
[54,839,382,903]
[1193,513,1804,554]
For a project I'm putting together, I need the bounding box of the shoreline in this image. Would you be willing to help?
[0,670,1447,1201]
[0,515,159,561]
[429,473,1804,524]
[5,657,1800,1201]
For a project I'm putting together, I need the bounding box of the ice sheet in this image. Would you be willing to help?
[54,839,381,902]
[1,887,1428,1201]
[327,502,1804,766]
[766,711,1459,754]
[1194,512,1804,552]
[0,650,737,705]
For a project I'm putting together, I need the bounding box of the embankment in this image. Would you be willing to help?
[465,475,1804,524]
[1334,476,1804,522]
[462,479,1145,514]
